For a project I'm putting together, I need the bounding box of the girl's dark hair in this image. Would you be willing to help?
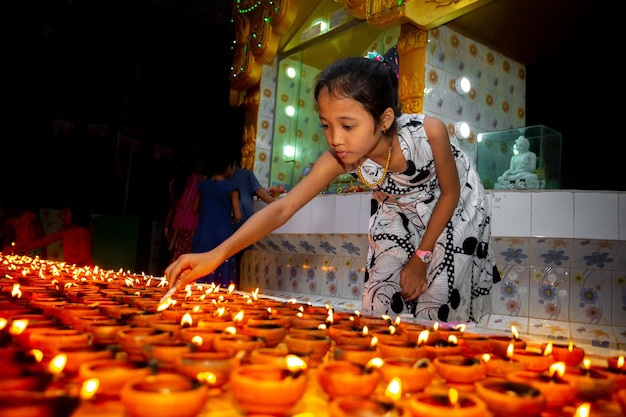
[314,56,401,135]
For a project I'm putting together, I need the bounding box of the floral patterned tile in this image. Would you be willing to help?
[528,265,570,322]
[527,318,571,339]
[570,239,619,270]
[569,322,617,349]
[611,270,626,327]
[530,237,572,268]
[569,268,612,326]
[483,314,529,335]
[490,264,530,317]
[492,236,530,267]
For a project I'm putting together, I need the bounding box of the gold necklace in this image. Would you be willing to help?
[357,145,392,189]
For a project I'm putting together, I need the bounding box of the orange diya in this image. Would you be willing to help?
[424,333,463,359]
[474,378,544,417]
[513,341,555,372]
[562,358,615,400]
[317,358,382,399]
[378,357,436,393]
[507,361,577,409]
[433,354,486,385]
[489,325,527,358]
[543,338,585,366]
[407,387,489,417]
[481,348,525,378]
[229,355,308,416]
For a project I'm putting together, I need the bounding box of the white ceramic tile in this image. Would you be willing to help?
[333,194,362,233]
[490,191,531,237]
[574,192,619,240]
[531,191,573,238]
[358,193,372,234]
[289,201,312,233]
[620,192,626,241]
[309,195,334,234]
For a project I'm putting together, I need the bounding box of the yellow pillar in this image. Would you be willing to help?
[396,23,428,114]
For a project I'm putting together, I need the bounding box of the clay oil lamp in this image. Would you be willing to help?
[562,358,615,400]
[317,358,382,399]
[288,322,329,339]
[378,357,436,393]
[142,339,192,369]
[180,327,222,352]
[56,303,100,326]
[407,387,489,417]
[398,322,428,344]
[433,355,486,385]
[249,346,308,367]
[70,314,117,333]
[174,351,240,390]
[424,334,463,359]
[334,336,380,367]
[513,341,554,372]
[86,321,133,346]
[229,355,308,416]
[457,332,495,356]
[474,378,544,417]
[120,373,209,417]
[196,307,235,331]
[369,324,408,345]
[283,332,331,367]
[358,313,394,329]
[78,358,152,399]
[54,344,114,375]
[595,355,626,391]
[507,361,577,409]
[117,327,171,362]
[333,324,375,347]
[543,338,585,366]
[433,322,466,343]
[147,313,191,340]
[490,325,526,358]
[481,345,525,378]
[241,321,288,348]
[28,328,94,353]
[212,327,266,357]
[376,329,429,360]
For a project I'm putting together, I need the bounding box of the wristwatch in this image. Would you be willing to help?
[415,249,432,264]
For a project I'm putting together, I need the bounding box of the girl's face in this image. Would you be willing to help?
[317,88,382,165]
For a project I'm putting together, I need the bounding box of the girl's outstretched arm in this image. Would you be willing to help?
[163,150,344,293]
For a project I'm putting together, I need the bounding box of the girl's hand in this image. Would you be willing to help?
[162,251,221,296]
[399,255,428,301]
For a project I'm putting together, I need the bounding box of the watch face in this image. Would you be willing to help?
[419,252,432,263]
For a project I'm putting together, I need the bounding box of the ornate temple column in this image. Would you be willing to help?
[396,23,427,114]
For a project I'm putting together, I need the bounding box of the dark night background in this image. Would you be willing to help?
[2,1,621,226]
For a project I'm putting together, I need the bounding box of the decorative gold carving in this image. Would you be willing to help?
[397,23,427,114]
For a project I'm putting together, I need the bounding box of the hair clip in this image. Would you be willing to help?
[364,50,384,62]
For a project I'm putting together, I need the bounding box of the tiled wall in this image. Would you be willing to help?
[239,191,626,350]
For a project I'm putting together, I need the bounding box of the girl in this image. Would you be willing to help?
[165,55,499,323]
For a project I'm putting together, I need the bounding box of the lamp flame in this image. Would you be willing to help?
[417,330,430,347]
[384,377,402,401]
[448,388,459,408]
[574,402,590,417]
[80,378,99,400]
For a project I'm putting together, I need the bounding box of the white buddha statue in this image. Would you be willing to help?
[495,135,541,189]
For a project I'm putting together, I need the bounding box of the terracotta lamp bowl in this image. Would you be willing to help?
[229,363,308,416]
[378,357,436,393]
[316,360,380,399]
[120,373,208,417]
[475,378,544,416]
[174,351,240,388]
[78,358,152,399]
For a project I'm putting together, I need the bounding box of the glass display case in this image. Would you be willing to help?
[476,125,562,190]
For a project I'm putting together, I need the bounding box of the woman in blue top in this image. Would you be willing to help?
[191,158,242,286]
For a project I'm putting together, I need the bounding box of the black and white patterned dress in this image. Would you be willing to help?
[350,114,500,323]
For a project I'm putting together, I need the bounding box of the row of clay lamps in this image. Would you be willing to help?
[1,255,626,417]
